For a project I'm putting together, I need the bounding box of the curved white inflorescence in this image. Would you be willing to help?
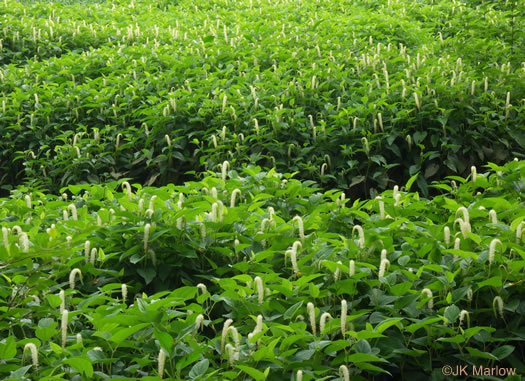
[307,302,316,336]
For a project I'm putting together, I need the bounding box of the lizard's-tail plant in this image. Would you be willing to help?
[61,309,68,347]
[59,290,65,314]
[195,314,204,332]
[221,319,234,352]
[158,349,167,378]
[489,238,503,265]
[296,370,303,381]
[378,258,390,278]
[90,248,97,265]
[121,181,132,201]
[339,365,350,381]
[69,269,82,290]
[76,333,82,344]
[23,343,38,369]
[459,310,470,328]
[220,160,230,182]
[340,299,348,337]
[319,312,333,335]
[421,288,433,309]
[454,218,470,239]
[444,226,450,246]
[67,204,78,220]
[144,223,151,251]
[2,227,8,248]
[254,276,264,304]
[293,216,305,244]
[230,189,241,208]
[307,302,316,336]
[334,260,342,281]
[471,166,477,183]
[493,296,504,319]
[349,260,355,277]
[122,284,127,302]
[489,209,498,224]
[352,225,365,248]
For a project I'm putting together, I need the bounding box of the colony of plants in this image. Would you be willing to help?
[0,0,524,379]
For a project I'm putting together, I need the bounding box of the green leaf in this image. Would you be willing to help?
[374,318,404,334]
[154,329,174,355]
[64,357,94,377]
[347,353,385,363]
[236,365,266,381]
[477,276,502,289]
[189,359,209,379]
[137,268,156,285]
[0,337,17,359]
[405,172,419,192]
[444,305,460,323]
[492,345,514,360]
[465,347,498,361]
[109,323,149,344]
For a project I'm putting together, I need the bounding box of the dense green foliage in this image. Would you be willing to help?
[0,0,524,197]
[0,161,524,380]
[1,0,525,379]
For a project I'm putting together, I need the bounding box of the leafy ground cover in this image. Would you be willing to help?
[0,0,524,197]
[1,0,525,379]
[0,160,524,380]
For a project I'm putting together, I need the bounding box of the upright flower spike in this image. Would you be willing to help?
[221,319,234,352]
[378,258,390,278]
[334,260,342,281]
[349,260,355,277]
[251,314,263,340]
[230,189,241,208]
[376,196,385,219]
[69,268,82,289]
[121,181,132,201]
[471,166,477,183]
[25,194,32,209]
[319,312,333,335]
[220,160,230,182]
[90,248,97,265]
[293,216,305,244]
[352,225,365,248]
[158,349,167,378]
[59,290,65,314]
[76,333,82,344]
[421,288,433,309]
[340,299,348,337]
[23,343,38,368]
[454,237,461,250]
[196,283,207,295]
[454,218,471,238]
[488,238,502,265]
[61,309,69,347]
[380,249,387,262]
[195,314,204,332]
[296,370,303,381]
[2,227,8,248]
[144,223,151,251]
[466,289,473,301]
[254,276,264,304]
[227,326,241,354]
[493,296,504,319]
[339,365,350,381]
[444,226,450,246]
[459,310,470,328]
[307,302,316,336]
[121,284,127,302]
[225,343,235,366]
[67,204,78,220]
[488,209,498,224]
